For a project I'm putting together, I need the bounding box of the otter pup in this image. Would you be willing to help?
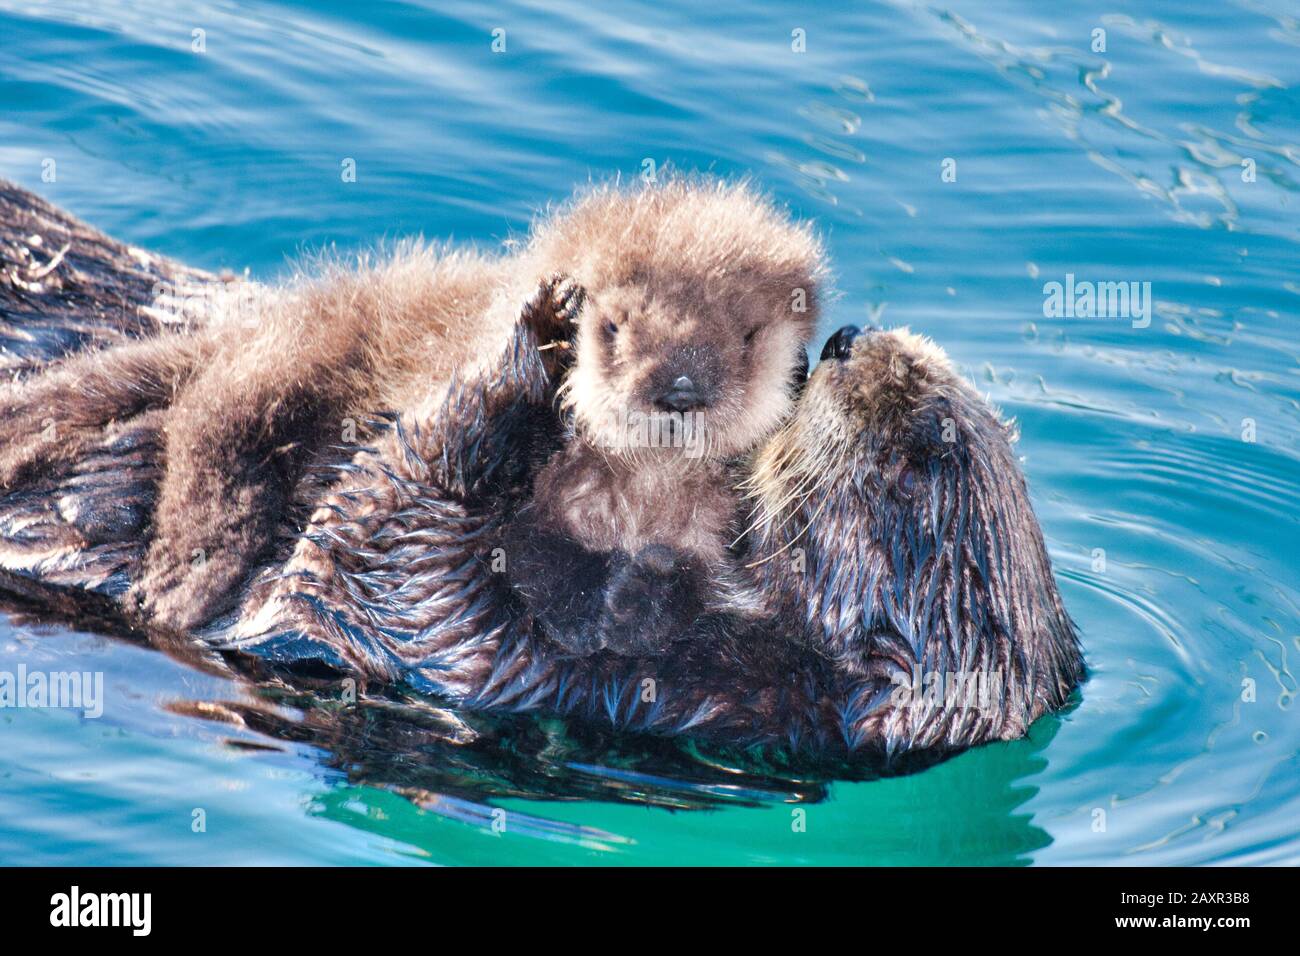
[0,178,823,634]
[504,197,823,658]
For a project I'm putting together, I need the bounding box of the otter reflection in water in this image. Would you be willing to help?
[0,609,1068,860]
[0,180,1082,767]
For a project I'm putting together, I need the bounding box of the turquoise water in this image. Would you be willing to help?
[1,0,1298,865]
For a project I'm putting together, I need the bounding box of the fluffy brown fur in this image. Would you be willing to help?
[0,178,823,633]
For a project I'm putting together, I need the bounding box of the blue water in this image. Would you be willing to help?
[1,0,1298,865]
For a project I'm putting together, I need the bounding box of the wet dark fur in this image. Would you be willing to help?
[744,328,1086,749]
[209,316,1083,758]
[0,320,1078,757]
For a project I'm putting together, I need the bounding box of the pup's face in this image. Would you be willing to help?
[749,326,1074,690]
[562,268,812,459]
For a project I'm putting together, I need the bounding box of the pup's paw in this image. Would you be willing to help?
[600,545,694,657]
[520,273,585,375]
[546,273,585,329]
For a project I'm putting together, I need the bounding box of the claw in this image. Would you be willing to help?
[520,274,585,380]
[549,274,586,326]
[521,274,586,342]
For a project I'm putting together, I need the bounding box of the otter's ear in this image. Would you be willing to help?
[898,397,955,460]
[733,265,820,329]
[887,350,918,388]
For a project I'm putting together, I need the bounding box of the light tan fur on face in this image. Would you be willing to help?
[529,179,825,458]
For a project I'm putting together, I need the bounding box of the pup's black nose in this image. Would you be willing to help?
[820,325,862,361]
[655,375,703,412]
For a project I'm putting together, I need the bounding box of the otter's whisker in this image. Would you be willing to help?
[743,491,832,570]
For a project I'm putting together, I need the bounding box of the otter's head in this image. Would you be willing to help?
[747,326,1083,739]
[525,178,825,459]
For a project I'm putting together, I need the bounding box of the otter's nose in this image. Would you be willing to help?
[655,375,703,412]
[821,325,862,361]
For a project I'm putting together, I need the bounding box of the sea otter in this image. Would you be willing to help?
[742,323,1086,747]
[206,307,1082,755]
[0,181,1083,758]
[0,177,823,639]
